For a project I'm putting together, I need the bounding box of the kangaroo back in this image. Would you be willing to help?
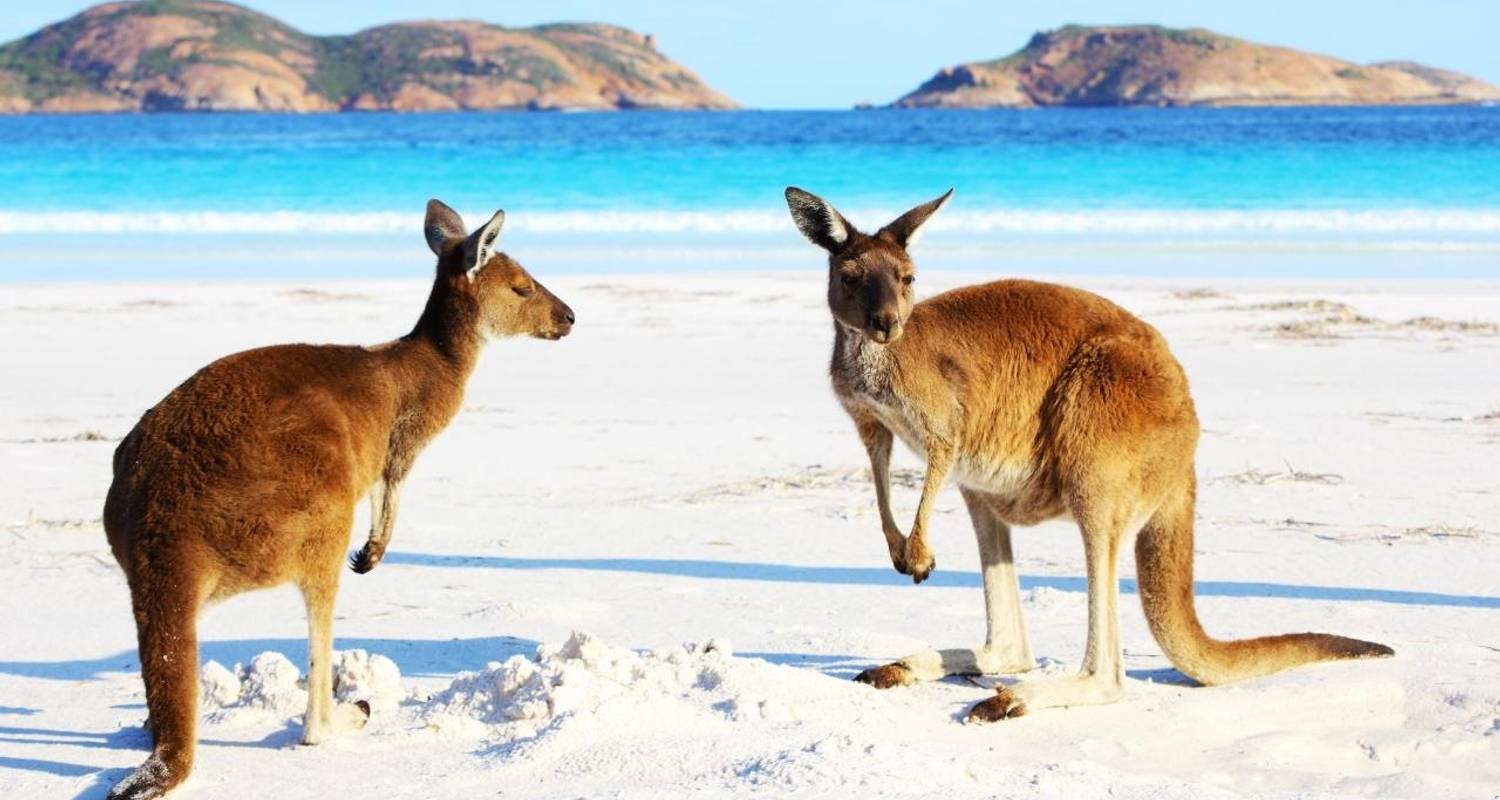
[1135,477,1394,686]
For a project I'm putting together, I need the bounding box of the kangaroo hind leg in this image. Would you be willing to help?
[968,503,1136,722]
[299,576,370,746]
[856,489,1035,688]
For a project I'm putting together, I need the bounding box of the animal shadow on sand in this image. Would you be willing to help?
[381,552,1500,610]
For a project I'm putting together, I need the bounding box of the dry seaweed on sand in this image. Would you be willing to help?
[1209,466,1344,486]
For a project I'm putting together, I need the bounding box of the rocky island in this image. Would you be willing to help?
[0,0,736,113]
[892,25,1500,108]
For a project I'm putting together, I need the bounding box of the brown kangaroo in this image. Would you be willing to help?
[784,186,1392,721]
[102,200,575,799]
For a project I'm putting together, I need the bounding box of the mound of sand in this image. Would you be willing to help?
[199,650,405,721]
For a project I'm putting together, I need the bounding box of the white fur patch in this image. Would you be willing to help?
[824,208,849,246]
[467,210,505,282]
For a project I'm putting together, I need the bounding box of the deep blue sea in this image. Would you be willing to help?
[2,107,1498,280]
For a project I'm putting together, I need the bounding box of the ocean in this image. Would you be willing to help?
[2,107,1498,281]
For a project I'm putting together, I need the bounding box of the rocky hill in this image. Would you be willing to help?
[0,0,735,113]
[892,25,1500,108]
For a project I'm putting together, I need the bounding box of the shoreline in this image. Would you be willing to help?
[4,238,1498,282]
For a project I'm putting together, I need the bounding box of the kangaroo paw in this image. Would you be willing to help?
[903,539,935,584]
[348,544,384,574]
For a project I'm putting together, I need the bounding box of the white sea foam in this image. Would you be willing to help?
[4,208,1500,236]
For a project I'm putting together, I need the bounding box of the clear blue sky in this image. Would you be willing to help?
[6,1,1498,108]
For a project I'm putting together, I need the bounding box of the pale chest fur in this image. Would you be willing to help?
[834,332,929,458]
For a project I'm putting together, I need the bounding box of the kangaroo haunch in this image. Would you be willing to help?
[102,199,575,800]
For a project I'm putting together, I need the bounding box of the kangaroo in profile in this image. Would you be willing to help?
[102,200,575,799]
[784,186,1391,721]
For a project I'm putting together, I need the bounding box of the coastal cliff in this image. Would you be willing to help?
[892,25,1500,108]
[0,0,736,113]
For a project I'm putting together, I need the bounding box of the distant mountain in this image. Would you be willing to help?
[892,25,1500,108]
[0,0,736,113]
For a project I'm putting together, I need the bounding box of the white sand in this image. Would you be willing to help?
[1,272,1497,799]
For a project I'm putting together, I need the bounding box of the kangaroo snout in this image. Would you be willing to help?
[868,311,902,344]
[538,300,575,340]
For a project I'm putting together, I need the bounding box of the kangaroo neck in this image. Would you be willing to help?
[406,275,485,372]
[382,278,486,425]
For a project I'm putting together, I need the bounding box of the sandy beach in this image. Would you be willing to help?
[1,271,1497,798]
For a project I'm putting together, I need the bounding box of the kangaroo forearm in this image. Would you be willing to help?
[869,448,901,534]
[856,418,901,534]
[911,446,953,537]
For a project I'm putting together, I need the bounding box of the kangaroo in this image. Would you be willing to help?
[784,186,1392,722]
[102,199,575,799]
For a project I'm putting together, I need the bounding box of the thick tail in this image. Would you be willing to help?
[1134,479,1393,686]
[110,577,200,800]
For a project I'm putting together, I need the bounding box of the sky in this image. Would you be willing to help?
[5,1,1499,109]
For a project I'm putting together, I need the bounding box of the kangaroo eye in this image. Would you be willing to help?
[901,275,915,285]
[513,284,535,298]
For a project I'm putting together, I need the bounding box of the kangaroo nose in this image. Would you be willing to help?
[563,308,576,325]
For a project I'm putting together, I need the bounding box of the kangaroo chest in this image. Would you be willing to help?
[834,334,929,454]
[833,332,1048,510]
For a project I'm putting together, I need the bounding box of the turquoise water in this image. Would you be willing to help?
[1,108,1498,280]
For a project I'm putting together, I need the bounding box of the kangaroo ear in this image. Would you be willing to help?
[880,188,953,250]
[785,187,854,252]
[463,210,506,281]
[424,199,467,257]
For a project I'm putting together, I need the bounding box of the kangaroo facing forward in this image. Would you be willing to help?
[103,200,574,799]
[784,187,1392,721]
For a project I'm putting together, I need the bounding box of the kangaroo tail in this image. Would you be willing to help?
[110,573,200,800]
[1134,478,1393,686]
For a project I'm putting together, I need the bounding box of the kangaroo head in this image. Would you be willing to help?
[785,187,952,345]
[424,199,575,341]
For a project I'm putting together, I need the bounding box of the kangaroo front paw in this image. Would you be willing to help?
[966,687,1027,723]
[854,662,916,689]
[903,539,935,584]
[348,544,383,574]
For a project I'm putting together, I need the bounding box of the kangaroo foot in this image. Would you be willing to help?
[107,753,182,800]
[854,662,916,689]
[966,687,1027,723]
[301,700,371,746]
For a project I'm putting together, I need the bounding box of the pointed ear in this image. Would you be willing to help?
[880,188,953,250]
[785,187,854,252]
[424,199,466,256]
[463,210,505,280]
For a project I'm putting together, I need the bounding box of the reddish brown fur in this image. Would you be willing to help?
[787,186,1392,721]
[102,200,573,799]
